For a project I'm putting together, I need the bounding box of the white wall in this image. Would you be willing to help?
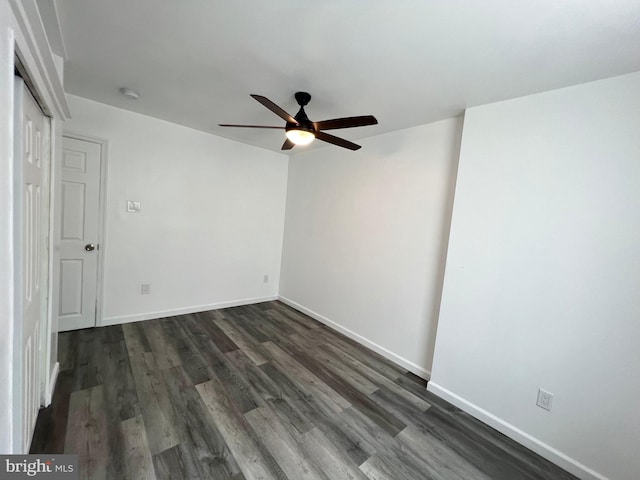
[429,71,640,480]
[64,95,289,325]
[279,118,462,376]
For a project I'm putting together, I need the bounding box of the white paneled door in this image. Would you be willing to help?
[58,137,102,331]
[19,82,50,452]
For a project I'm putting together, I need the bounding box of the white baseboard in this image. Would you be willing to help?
[427,382,608,480]
[45,362,59,407]
[101,295,279,327]
[278,296,431,380]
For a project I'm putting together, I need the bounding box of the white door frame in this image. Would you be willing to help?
[43,116,60,406]
[60,131,109,328]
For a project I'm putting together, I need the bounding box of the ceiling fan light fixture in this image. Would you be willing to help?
[220,92,376,151]
[285,128,315,145]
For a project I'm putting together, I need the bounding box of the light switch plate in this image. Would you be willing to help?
[127,200,141,213]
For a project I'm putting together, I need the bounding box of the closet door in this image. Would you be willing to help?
[17,78,50,451]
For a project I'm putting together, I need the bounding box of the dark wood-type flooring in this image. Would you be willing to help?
[31,301,577,479]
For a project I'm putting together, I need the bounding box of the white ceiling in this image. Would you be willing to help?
[42,0,640,153]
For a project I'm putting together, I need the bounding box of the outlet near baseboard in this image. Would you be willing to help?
[536,388,554,411]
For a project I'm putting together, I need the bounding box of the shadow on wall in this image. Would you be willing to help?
[423,112,464,376]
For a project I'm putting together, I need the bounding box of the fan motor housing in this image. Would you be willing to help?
[291,95,315,132]
[295,91,311,106]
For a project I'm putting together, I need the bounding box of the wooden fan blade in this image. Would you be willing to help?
[314,115,378,131]
[281,138,295,150]
[314,131,361,151]
[218,124,284,129]
[250,95,298,124]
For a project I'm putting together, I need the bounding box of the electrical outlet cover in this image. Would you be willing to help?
[536,388,554,411]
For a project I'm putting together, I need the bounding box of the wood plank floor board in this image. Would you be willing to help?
[308,324,407,381]
[224,349,276,409]
[119,415,156,480]
[96,326,141,423]
[124,348,180,455]
[180,314,228,366]
[360,451,435,480]
[222,306,269,344]
[180,315,252,394]
[261,341,351,414]
[69,329,103,392]
[232,313,272,344]
[161,365,244,479]
[289,332,381,396]
[213,316,269,366]
[235,346,354,444]
[161,317,211,385]
[209,359,262,415]
[32,301,578,480]
[196,380,289,480]
[183,329,263,415]
[419,389,574,479]
[249,302,320,337]
[243,304,300,338]
[29,369,73,454]
[244,406,330,480]
[298,427,369,480]
[103,413,129,479]
[393,371,433,401]
[122,323,151,357]
[288,346,407,436]
[57,329,75,372]
[419,405,574,480]
[192,310,241,353]
[267,302,323,329]
[265,309,318,337]
[369,387,431,431]
[323,341,431,411]
[257,362,323,435]
[311,413,372,467]
[152,445,191,480]
[64,385,108,480]
[262,331,384,419]
[396,424,492,480]
[336,405,402,458]
[140,320,182,370]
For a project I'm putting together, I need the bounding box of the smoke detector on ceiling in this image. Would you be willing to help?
[119,87,139,100]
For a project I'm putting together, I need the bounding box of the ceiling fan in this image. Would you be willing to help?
[219,92,378,151]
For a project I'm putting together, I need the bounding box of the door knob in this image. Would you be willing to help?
[85,243,96,252]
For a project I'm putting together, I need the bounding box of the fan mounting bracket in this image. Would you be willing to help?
[295,91,311,106]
